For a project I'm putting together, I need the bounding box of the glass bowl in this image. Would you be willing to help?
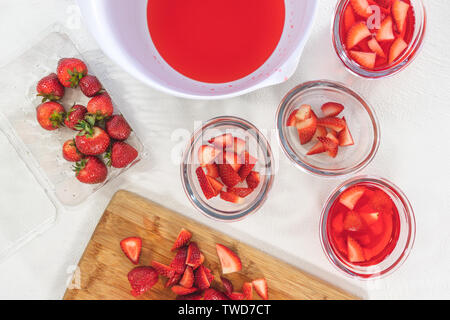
[320,176,416,279]
[180,116,275,222]
[276,80,380,177]
[332,0,426,79]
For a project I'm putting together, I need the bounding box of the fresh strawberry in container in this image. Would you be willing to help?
[105,115,131,140]
[73,156,107,184]
[75,126,110,155]
[87,92,114,120]
[36,73,65,102]
[105,141,138,168]
[57,57,88,88]
[62,139,84,162]
[64,104,87,130]
[36,101,65,130]
[79,74,103,97]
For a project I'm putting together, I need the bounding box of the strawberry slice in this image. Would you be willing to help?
[227,187,254,198]
[198,145,220,166]
[295,104,313,121]
[360,211,380,225]
[389,37,408,64]
[346,22,371,49]
[170,247,188,274]
[347,236,366,263]
[332,212,345,233]
[286,110,298,127]
[350,0,372,18]
[196,167,217,199]
[207,176,224,195]
[220,276,234,295]
[317,136,339,158]
[203,288,229,300]
[151,261,176,278]
[231,137,247,155]
[252,278,268,300]
[127,266,159,297]
[343,211,363,232]
[205,163,219,178]
[367,37,386,58]
[338,117,354,147]
[218,163,241,188]
[120,237,142,265]
[339,186,366,210]
[204,266,214,283]
[228,292,245,300]
[246,171,260,189]
[186,242,202,269]
[344,5,356,32]
[171,228,192,251]
[376,16,395,42]
[179,266,194,288]
[209,133,233,149]
[296,114,317,145]
[194,265,211,290]
[223,151,242,172]
[312,125,327,141]
[321,102,344,117]
[216,243,242,274]
[242,282,253,300]
[392,0,410,33]
[171,285,198,296]
[317,117,346,132]
[238,151,258,181]
[306,141,326,156]
[349,51,376,69]
[165,272,182,288]
[220,190,244,204]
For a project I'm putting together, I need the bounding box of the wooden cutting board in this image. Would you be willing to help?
[64,190,357,300]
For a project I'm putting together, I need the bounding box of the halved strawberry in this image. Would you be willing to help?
[376,16,395,42]
[171,228,192,251]
[347,236,366,263]
[198,145,220,166]
[317,117,346,132]
[338,117,354,147]
[120,237,142,265]
[368,37,386,58]
[209,133,233,149]
[347,22,371,49]
[343,211,363,232]
[170,247,188,274]
[220,276,234,295]
[246,171,260,189]
[252,278,268,300]
[228,292,245,300]
[179,266,194,288]
[227,187,254,198]
[312,125,327,141]
[171,285,198,296]
[216,244,242,274]
[295,104,313,122]
[349,50,376,69]
[242,282,253,300]
[317,136,339,158]
[339,186,366,210]
[186,242,202,269]
[350,0,372,18]
[306,141,326,156]
[207,176,224,195]
[196,167,217,199]
[238,151,257,181]
[392,0,410,33]
[151,261,175,278]
[231,137,247,155]
[332,212,345,233]
[223,151,242,172]
[296,114,317,145]
[165,272,182,288]
[321,102,344,117]
[203,288,229,300]
[344,5,356,32]
[194,265,211,290]
[220,190,244,204]
[205,163,219,178]
[389,37,408,63]
[218,163,242,188]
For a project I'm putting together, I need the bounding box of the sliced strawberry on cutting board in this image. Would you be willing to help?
[349,50,377,69]
[321,102,344,117]
[347,22,371,49]
[196,166,217,199]
[216,243,242,274]
[170,247,188,274]
[171,285,198,296]
[317,117,346,132]
[339,186,366,210]
[205,163,219,178]
[204,266,214,283]
[220,190,244,204]
[218,163,241,188]
[376,16,395,42]
[209,133,233,149]
[317,135,339,158]
[171,228,192,251]
[338,117,354,146]
[165,272,182,288]
[343,211,363,232]
[220,276,234,295]
[252,278,268,300]
[127,266,159,297]
[228,292,246,300]
[203,288,229,300]
[392,0,410,33]
[120,237,142,265]
[246,171,260,189]
[389,37,408,63]
[368,37,387,58]
[207,176,224,195]
[179,266,194,288]
[186,242,202,269]
[296,114,317,145]
[242,282,253,300]
[347,236,366,263]
[198,145,220,166]
[227,187,254,198]
[350,0,372,18]
[194,265,211,290]
[151,261,175,278]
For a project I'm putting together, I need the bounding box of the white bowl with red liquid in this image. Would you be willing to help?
[77,0,318,99]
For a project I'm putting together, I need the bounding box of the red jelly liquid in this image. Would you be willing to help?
[339,0,416,69]
[327,184,400,267]
[147,0,285,83]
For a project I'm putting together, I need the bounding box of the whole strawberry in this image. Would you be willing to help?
[73,156,107,184]
[79,74,103,97]
[75,126,110,155]
[87,92,113,119]
[105,115,131,140]
[62,139,84,162]
[36,101,65,130]
[64,104,87,130]
[36,73,65,102]
[57,57,88,88]
[106,141,138,168]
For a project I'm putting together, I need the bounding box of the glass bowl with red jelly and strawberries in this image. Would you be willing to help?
[320,176,416,279]
[181,116,275,222]
[276,80,380,177]
[332,0,426,78]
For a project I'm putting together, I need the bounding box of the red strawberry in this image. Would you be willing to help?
[171,228,192,251]
[246,171,260,189]
[176,292,203,300]
[209,133,233,149]
[220,276,234,295]
[57,58,88,88]
[205,163,219,178]
[350,0,372,18]
[347,236,366,263]
[312,125,327,141]
[79,74,103,97]
[170,247,188,274]
[343,4,356,32]
[165,272,183,288]
[75,126,110,155]
[306,141,326,156]
[36,101,65,130]
[179,266,194,288]
[392,0,410,33]
[73,156,107,184]
[238,151,257,181]
[346,22,371,49]
[198,145,220,166]
[368,37,386,58]
[317,117,346,133]
[343,211,363,232]
[296,114,317,145]
[65,104,87,130]
[252,278,268,300]
[151,261,175,278]
[204,266,214,283]
[107,141,138,168]
[128,266,159,297]
[295,104,313,122]
[171,285,198,296]
[216,243,242,274]
[317,136,339,158]
[194,265,211,290]
[230,137,246,155]
[228,292,245,300]
[332,212,345,233]
[321,102,344,117]
[218,163,241,188]
[62,139,84,162]
[338,117,354,146]
[376,16,395,42]
[36,73,65,102]
[389,37,408,64]
[186,242,202,269]
[120,237,142,265]
[339,186,366,210]
[227,187,254,198]
[220,190,244,204]
[203,288,229,300]
[207,176,224,195]
[196,166,217,199]
[349,51,377,69]
[223,151,242,172]
[105,115,131,140]
[242,282,253,300]
[87,92,114,119]
[286,110,298,127]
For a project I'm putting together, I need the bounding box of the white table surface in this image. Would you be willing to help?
[0,0,449,300]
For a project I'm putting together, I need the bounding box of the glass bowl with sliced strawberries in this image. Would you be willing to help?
[276,80,380,177]
[332,0,426,78]
[320,176,415,279]
[181,116,275,221]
